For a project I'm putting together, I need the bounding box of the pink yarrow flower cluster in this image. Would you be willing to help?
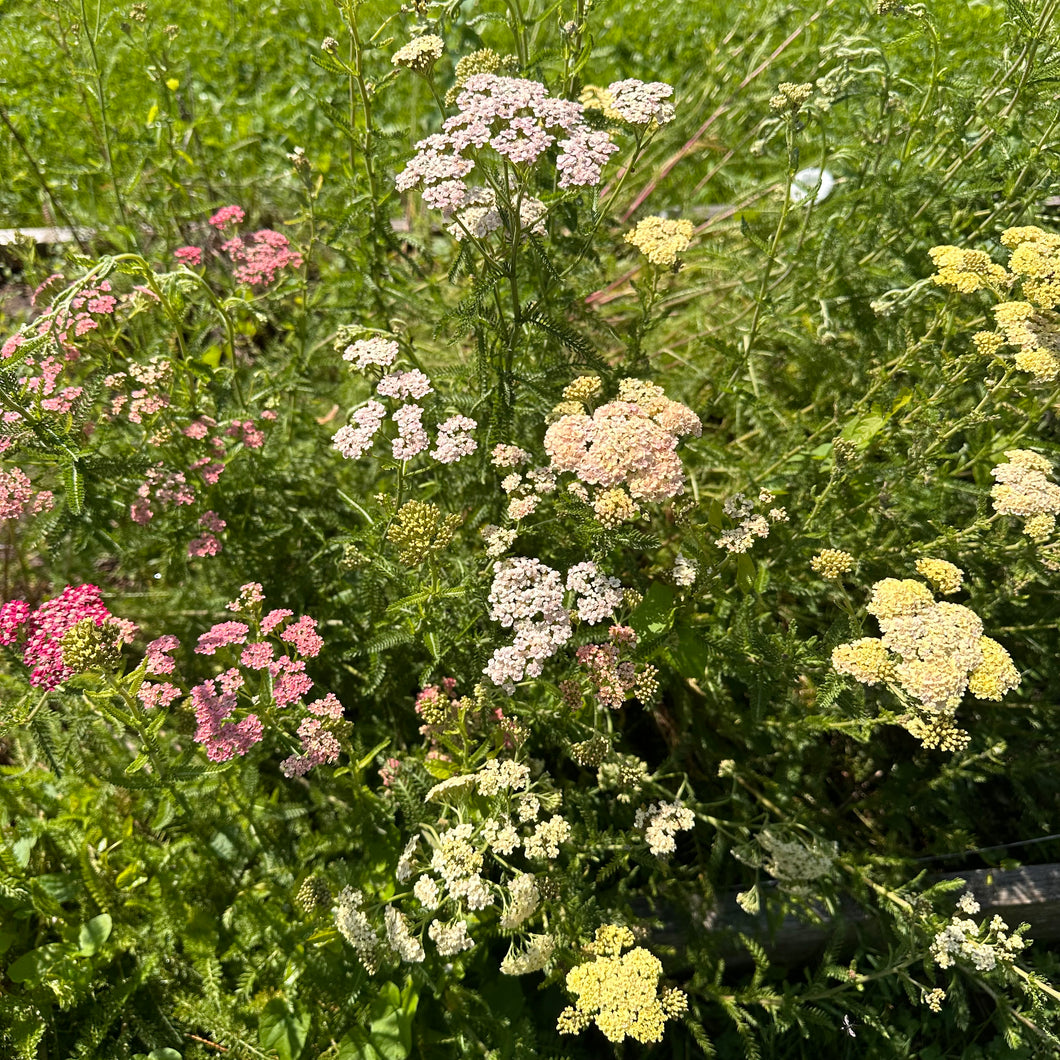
[0,466,54,520]
[0,584,137,689]
[395,74,622,223]
[222,229,303,287]
[484,558,623,692]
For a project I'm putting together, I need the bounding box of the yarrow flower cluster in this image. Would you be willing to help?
[396,72,636,226]
[557,925,687,1044]
[635,801,695,856]
[0,584,136,689]
[624,216,694,268]
[831,571,1020,750]
[484,558,623,690]
[332,335,477,466]
[391,34,444,72]
[989,449,1060,541]
[931,892,1027,973]
[544,377,701,524]
[714,488,787,553]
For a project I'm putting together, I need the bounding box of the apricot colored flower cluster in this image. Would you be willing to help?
[544,377,701,523]
[558,925,687,1044]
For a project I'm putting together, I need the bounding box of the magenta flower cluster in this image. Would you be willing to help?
[0,584,136,689]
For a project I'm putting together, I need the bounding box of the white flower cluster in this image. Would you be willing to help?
[606,79,676,125]
[931,892,1026,972]
[476,758,531,795]
[501,872,541,929]
[634,801,695,856]
[333,337,476,465]
[446,185,549,242]
[429,918,475,956]
[484,557,623,691]
[334,887,380,972]
[385,905,425,962]
[500,933,555,976]
[522,814,572,859]
[715,490,786,553]
[496,463,557,522]
[480,523,517,557]
[672,552,697,587]
[565,562,623,624]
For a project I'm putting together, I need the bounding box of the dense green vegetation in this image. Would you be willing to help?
[2,0,1060,1056]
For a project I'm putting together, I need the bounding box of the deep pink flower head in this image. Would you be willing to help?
[146,634,179,675]
[7,585,130,689]
[281,615,323,658]
[175,246,203,267]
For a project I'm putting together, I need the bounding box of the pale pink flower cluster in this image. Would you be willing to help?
[432,415,478,464]
[280,693,344,777]
[0,466,54,520]
[395,74,621,223]
[485,558,623,691]
[606,79,676,126]
[0,584,136,689]
[332,401,386,460]
[130,465,196,524]
[343,336,399,370]
[491,444,532,468]
[544,381,701,505]
[446,186,549,242]
[393,403,430,459]
[377,370,433,400]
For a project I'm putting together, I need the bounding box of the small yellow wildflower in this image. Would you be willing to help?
[903,711,971,752]
[972,330,1005,357]
[579,84,622,121]
[915,558,963,595]
[593,487,640,527]
[625,216,694,268]
[1024,512,1056,541]
[563,376,603,403]
[768,81,814,112]
[967,637,1020,701]
[559,928,686,1045]
[928,245,1009,294]
[924,987,946,1013]
[548,400,586,422]
[810,548,854,579]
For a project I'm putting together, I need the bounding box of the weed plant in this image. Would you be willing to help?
[2,0,1060,1057]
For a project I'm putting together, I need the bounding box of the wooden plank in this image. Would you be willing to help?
[662,864,1060,970]
[0,227,90,247]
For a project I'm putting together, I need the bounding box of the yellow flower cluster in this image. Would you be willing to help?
[928,245,1009,294]
[768,81,814,112]
[832,573,1021,746]
[385,500,461,566]
[593,487,640,527]
[558,926,687,1044]
[940,226,1060,381]
[579,84,623,122]
[563,376,603,403]
[624,216,694,268]
[391,34,445,73]
[810,548,854,579]
[915,558,963,595]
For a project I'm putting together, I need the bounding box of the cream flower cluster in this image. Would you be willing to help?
[931,892,1026,972]
[545,377,701,522]
[625,216,694,268]
[334,887,380,973]
[715,488,787,553]
[557,925,687,1045]
[990,449,1060,541]
[634,801,695,856]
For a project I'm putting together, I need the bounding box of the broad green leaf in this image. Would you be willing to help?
[77,913,112,956]
[259,998,310,1060]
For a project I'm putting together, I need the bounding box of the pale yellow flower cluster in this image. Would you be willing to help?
[558,926,687,1044]
[810,548,854,579]
[624,216,695,268]
[831,573,1021,744]
[579,84,623,122]
[928,245,1009,294]
[392,34,445,72]
[769,81,814,112]
[941,226,1060,381]
[915,557,963,595]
